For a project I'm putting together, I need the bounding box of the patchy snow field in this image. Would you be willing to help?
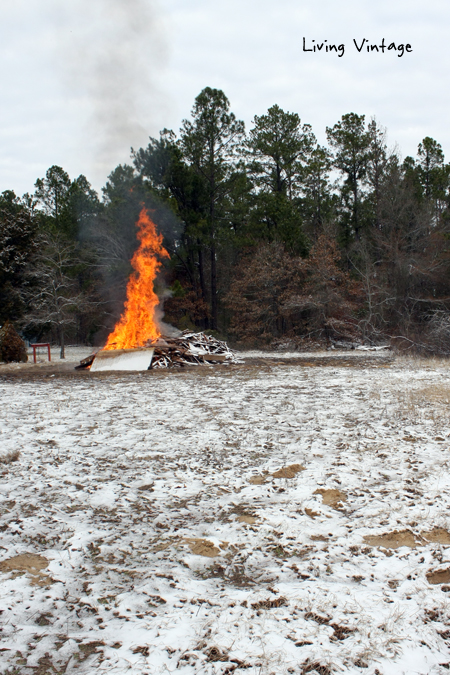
[1,354,450,674]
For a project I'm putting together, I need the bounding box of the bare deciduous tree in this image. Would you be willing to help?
[23,234,99,358]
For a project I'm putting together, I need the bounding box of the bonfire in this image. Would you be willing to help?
[77,208,235,372]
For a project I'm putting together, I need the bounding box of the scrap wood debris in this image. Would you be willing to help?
[146,331,236,369]
[76,353,96,369]
[75,331,236,370]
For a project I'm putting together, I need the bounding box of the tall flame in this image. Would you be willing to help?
[104,208,169,350]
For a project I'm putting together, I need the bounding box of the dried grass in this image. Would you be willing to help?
[251,596,287,610]
[414,384,450,405]
[395,354,450,370]
[393,382,450,427]
[0,449,20,464]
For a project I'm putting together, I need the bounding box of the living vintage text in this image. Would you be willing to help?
[303,38,413,57]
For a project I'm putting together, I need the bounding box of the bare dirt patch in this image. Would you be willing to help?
[314,488,347,509]
[248,475,266,485]
[272,463,305,478]
[238,515,257,525]
[186,539,221,557]
[152,541,172,552]
[0,553,53,586]
[421,528,450,545]
[426,568,450,585]
[363,529,418,549]
[305,508,320,518]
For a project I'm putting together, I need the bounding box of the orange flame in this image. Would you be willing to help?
[104,208,169,350]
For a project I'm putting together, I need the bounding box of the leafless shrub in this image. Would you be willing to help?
[426,311,450,355]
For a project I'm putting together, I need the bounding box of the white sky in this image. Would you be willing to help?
[1,0,449,196]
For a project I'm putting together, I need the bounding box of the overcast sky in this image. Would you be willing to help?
[1,0,449,196]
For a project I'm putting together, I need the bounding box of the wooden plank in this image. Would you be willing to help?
[202,354,227,362]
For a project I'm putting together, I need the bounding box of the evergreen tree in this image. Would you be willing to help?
[0,191,40,324]
[298,145,335,239]
[179,87,245,328]
[326,113,371,242]
[245,104,313,253]
[366,119,389,231]
[34,165,73,236]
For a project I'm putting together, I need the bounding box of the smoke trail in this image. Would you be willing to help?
[57,0,167,181]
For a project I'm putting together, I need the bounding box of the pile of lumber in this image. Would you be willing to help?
[75,332,236,371]
[146,331,236,369]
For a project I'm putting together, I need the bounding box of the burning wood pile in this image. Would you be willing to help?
[147,331,235,368]
[77,331,236,372]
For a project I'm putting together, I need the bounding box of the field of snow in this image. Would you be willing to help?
[1,354,450,674]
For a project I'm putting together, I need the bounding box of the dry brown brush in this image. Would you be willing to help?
[225,235,362,346]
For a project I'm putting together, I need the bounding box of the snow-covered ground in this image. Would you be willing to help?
[1,355,450,674]
[0,346,95,371]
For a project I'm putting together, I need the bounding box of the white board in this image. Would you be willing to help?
[90,348,154,372]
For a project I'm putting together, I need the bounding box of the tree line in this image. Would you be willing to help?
[1,86,450,354]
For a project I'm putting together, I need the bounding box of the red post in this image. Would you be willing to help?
[30,343,51,363]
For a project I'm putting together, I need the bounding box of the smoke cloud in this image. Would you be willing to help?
[56,0,167,183]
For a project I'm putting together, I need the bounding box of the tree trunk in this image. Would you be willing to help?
[353,180,359,240]
[60,327,65,359]
[209,166,218,329]
[197,242,207,303]
[210,239,217,330]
